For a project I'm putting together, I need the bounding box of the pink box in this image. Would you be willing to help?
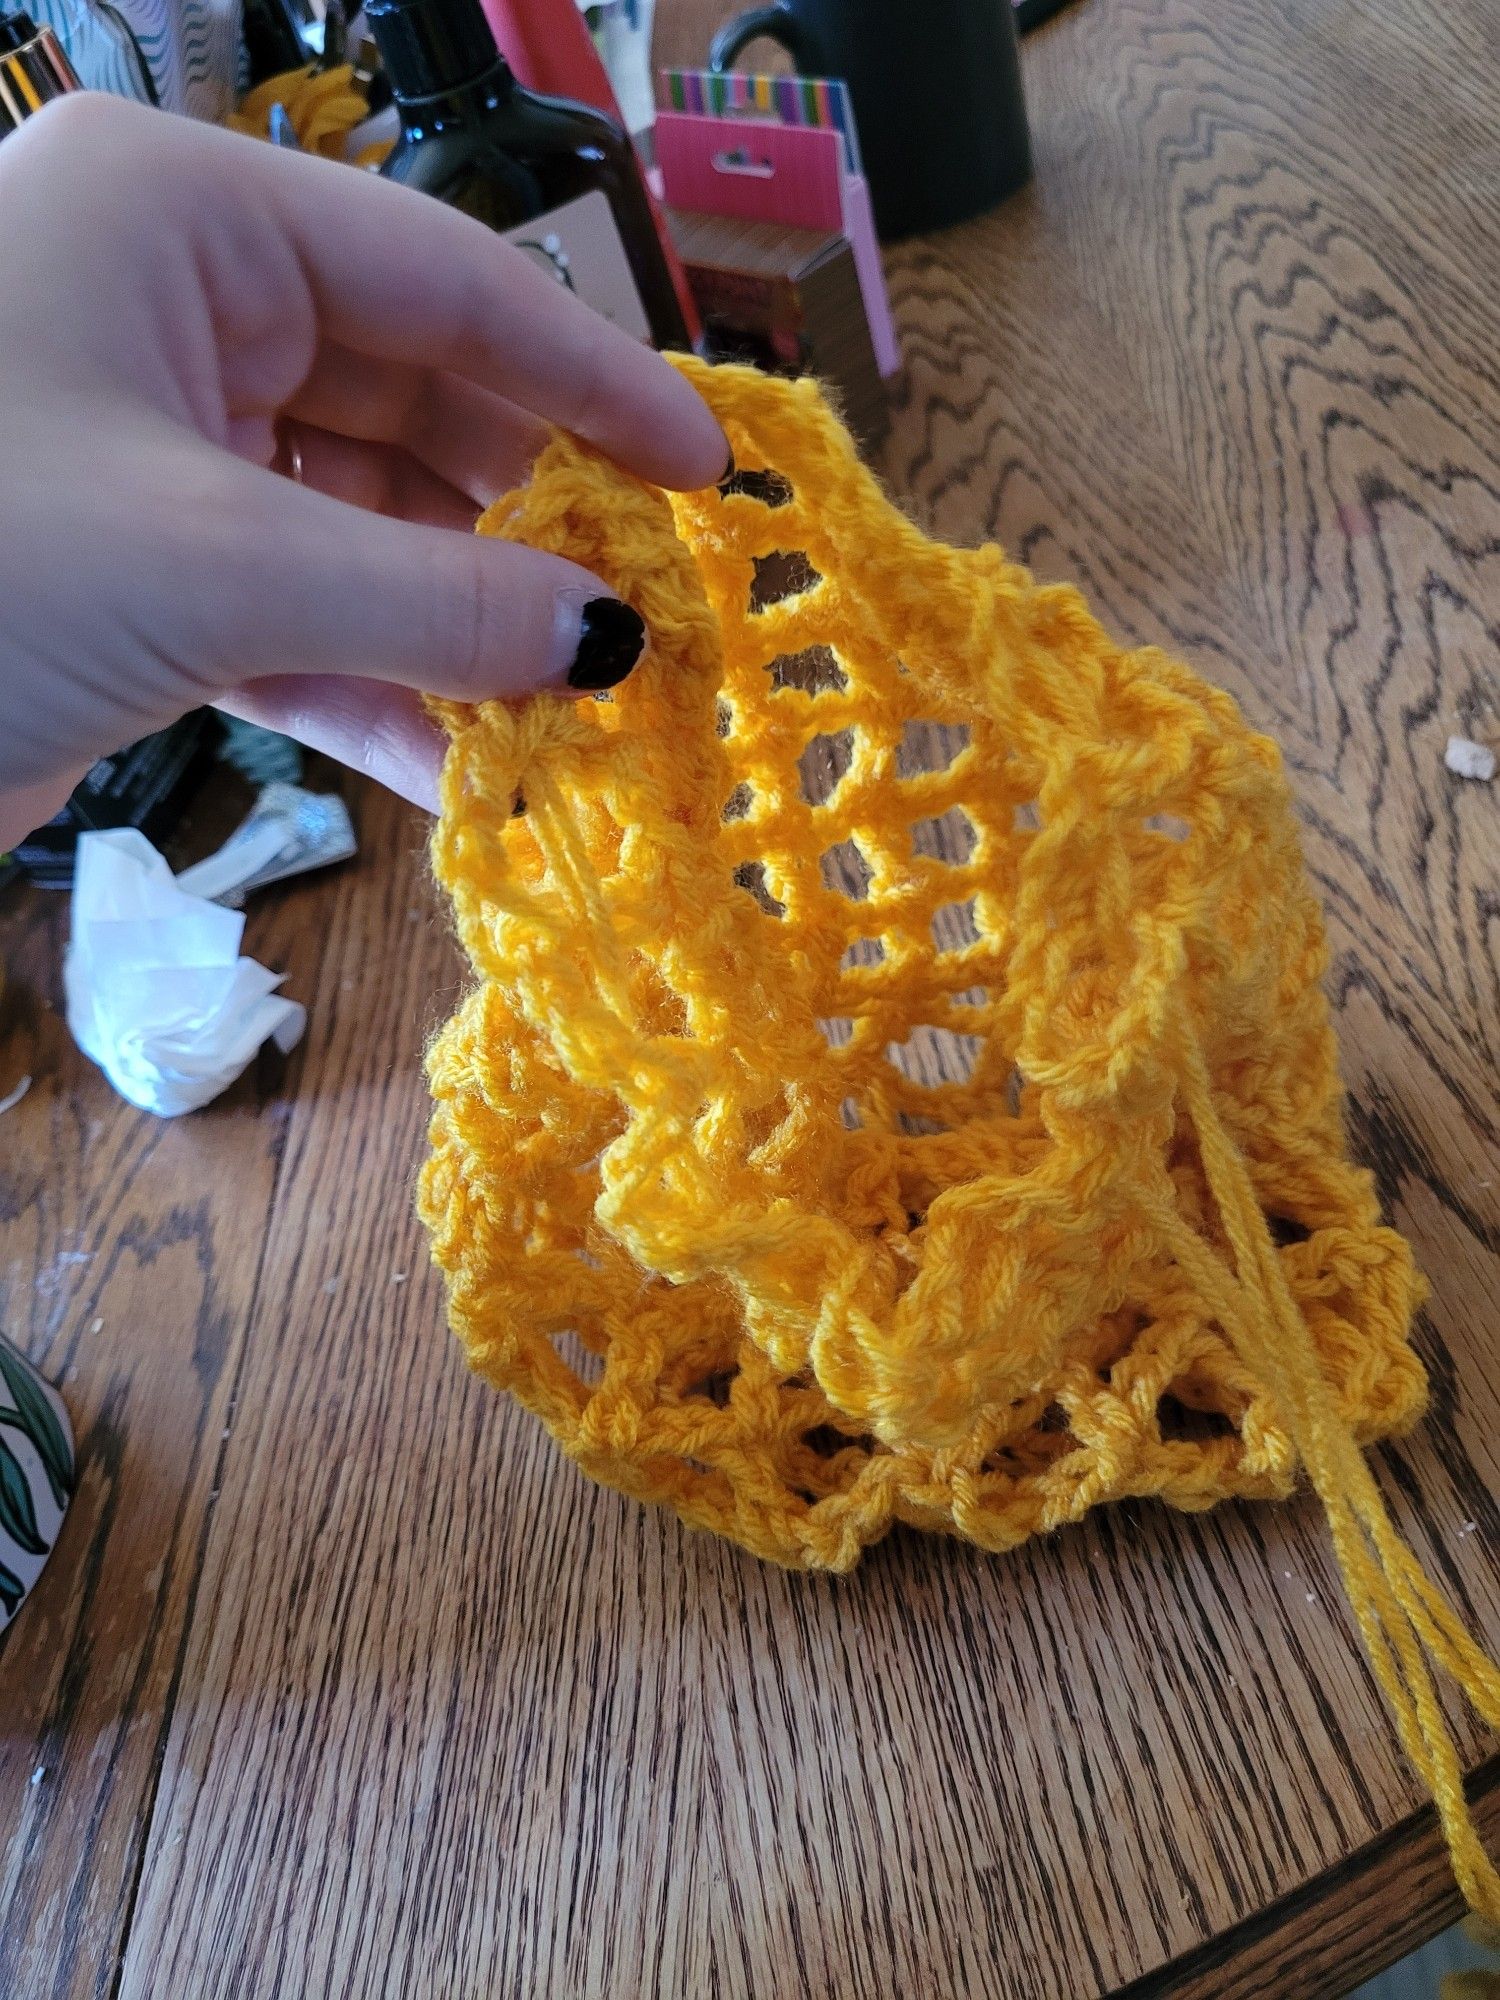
[655,111,900,379]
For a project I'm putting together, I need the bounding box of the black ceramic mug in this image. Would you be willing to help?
[708,0,1032,241]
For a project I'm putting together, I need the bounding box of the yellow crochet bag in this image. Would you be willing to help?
[421,359,1498,1914]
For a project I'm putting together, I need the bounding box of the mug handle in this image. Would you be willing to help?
[709,2,821,74]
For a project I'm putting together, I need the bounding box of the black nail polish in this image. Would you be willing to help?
[568,599,646,690]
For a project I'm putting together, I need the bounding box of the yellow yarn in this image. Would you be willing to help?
[1447,1922,1500,1997]
[420,358,1498,1915]
[227,64,389,168]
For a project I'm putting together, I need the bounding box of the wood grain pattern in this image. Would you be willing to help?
[2,0,1497,1993]
[0,872,317,2000]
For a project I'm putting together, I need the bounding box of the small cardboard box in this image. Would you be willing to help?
[666,208,888,454]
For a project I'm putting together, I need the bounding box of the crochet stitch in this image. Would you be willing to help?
[421,359,1498,1915]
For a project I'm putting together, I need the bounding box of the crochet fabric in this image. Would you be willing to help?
[421,360,1498,1914]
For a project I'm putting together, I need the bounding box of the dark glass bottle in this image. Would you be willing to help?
[367,0,689,351]
[241,0,312,87]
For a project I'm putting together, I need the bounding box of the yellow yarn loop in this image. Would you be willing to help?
[421,359,1497,1916]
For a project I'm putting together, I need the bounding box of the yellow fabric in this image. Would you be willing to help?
[1449,1919,1500,1991]
[420,358,1498,1915]
[1445,1973,1500,2000]
[228,65,389,168]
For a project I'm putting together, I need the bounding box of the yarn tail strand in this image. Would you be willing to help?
[1158,1019,1500,1921]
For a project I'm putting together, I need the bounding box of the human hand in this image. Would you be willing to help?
[0,93,729,850]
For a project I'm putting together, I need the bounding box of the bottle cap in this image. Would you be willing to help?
[365,0,506,103]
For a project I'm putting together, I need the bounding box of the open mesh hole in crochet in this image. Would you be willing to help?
[1156,1395,1238,1445]
[911,808,977,865]
[1146,812,1191,842]
[931,899,982,953]
[551,1329,605,1389]
[886,1021,982,1088]
[687,1367,736,1408]
[840,935,886,971]
[820,837,874,900]
[723,465,792,508]
[897,721,970,777]
[734,858,786,919]
[752,547,819,609]
[799,729,856,803]
[771,644,848,695]
[980,1402,1082,1479]
[721,780,755,823]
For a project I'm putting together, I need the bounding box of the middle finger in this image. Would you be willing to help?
[286,344,549,507]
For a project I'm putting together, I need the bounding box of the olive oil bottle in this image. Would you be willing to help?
[368,0,690,350]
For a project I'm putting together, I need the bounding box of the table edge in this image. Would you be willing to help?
[1109,1754,1500,2000]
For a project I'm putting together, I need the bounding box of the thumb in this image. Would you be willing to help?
[196,455,647,702]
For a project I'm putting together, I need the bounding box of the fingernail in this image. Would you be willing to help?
[567,598,647,691]
[717,448,737,494]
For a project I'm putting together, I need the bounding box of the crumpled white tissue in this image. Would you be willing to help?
[64,829,306,1117]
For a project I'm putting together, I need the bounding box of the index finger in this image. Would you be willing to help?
[252,136,730,491]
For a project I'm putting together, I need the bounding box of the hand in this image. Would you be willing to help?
[0,93,728,850]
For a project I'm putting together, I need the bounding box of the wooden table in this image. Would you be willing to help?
[2,0,1497,1993]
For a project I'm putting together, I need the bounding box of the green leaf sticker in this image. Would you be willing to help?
[0,1341,73,1511]
[0,1434,45,1555]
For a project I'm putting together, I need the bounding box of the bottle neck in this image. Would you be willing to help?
[366,0,516,108]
